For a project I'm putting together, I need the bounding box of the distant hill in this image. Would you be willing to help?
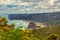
[8,12,60,26]
[32,23,60,40]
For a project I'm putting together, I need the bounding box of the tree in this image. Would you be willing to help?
[0,17,8,26]
[47,34,58,40]
[0,17,15,31]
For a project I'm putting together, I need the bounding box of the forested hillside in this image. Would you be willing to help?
[9,12,60,26]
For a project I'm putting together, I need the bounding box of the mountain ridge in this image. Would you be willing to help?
[8,12,60,26]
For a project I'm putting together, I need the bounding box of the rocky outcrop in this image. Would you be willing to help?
[28,22,45,29]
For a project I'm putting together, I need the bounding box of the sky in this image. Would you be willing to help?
[0,0,60,28]
[0,0,60,13]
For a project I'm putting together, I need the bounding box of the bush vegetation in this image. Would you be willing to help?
[0,17,60,40]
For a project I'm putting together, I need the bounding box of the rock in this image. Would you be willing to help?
[28,22,45,29]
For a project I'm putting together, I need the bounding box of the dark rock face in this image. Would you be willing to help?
[28,22,41,29]
[28,22,36,29]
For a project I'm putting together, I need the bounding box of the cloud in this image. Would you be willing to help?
[0,0,60,13]
[0,0,12,4]
[22,0,43,2]
[47,0,57,6]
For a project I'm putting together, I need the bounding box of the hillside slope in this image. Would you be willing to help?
[8,12,60,25]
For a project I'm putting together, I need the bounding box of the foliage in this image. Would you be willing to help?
[0,17,60,40]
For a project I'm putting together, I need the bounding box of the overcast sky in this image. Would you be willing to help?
[0,0,60,13]
[0,0,60,28]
